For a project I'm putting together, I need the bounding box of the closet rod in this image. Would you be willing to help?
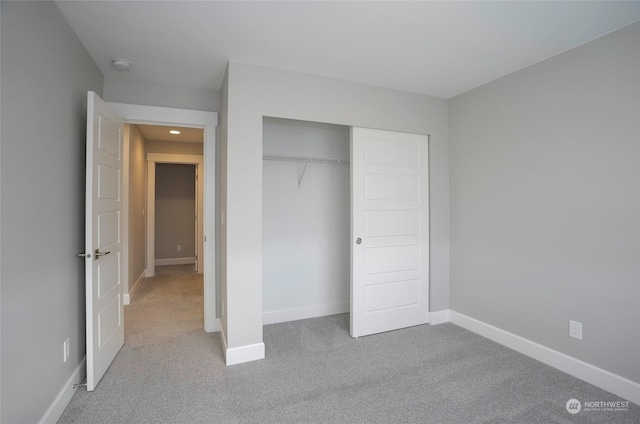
[263,154,349,165]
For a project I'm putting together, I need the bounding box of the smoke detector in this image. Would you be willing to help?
[111,58,132,71]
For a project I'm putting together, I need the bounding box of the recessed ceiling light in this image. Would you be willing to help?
[169,130,181,135]
[111,58,132,71]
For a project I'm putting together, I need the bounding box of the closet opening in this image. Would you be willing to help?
[262,117,351,326]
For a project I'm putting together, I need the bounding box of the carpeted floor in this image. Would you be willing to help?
[58,265,639,423]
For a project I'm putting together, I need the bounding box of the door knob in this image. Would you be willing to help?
[94,249,111,258]
[356,237,362,245]
[77,252,91,258]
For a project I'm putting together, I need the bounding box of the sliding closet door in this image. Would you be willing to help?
[350,127,429,338]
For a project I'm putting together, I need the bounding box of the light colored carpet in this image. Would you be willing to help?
[59,266,639,423]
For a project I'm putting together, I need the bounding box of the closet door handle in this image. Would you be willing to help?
[356,237,362,245]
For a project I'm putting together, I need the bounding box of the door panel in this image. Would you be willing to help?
[365,174,420,200]
[365,245,420,274]
[85,91,124,391]
[364,138,420,167]
[364,279,419,312]
[98,165,120,199]
[351,127,429,338]
[98,211,119,246]
[97,254,120,297]
[99,293,121,346]
[365,210,420,237]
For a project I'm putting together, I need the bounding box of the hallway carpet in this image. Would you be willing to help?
[59,266,639,423]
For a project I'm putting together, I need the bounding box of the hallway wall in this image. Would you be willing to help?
[128,124,147,294]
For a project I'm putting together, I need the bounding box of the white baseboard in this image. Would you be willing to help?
[225,342,265,366]
[39,356,86,424]
[449,311,640,406]
[429,309,450,325]
[263,302,349,325]
[220,324,265,366]
[124,270,146,305]
[155,257,196,266]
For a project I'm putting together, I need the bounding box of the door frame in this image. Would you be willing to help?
[110,102,218,332]
[147,154,203,274]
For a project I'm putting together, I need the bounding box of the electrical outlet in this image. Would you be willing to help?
[177,245,181,251]
[569,320,582,340]
[63,338,70,362]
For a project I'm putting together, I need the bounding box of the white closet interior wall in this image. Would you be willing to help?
[262,117,350,324]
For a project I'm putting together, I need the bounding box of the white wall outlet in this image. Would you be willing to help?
[63,338,70,362]
[177,244,181,251]
[569,320,582,340]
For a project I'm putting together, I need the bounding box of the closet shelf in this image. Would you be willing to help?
[263,154,349,188]
[263,154,349,165]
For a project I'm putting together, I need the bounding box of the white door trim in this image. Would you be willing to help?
[108,102,218,333]
[121,124,131,305]
[146,153,204,276]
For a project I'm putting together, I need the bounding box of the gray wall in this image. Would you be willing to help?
[103,77,221,112]
[155,164,196,260]
[449,22,640,383]
[221,62,449,351]
[128,124,147,290]
[0,2,104,422]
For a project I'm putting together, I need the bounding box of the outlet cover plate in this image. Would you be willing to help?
[569,320,582,340]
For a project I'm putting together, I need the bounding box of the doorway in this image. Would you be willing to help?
[111,102,219,333]
[145,148,204,277]
[154,163,198,269]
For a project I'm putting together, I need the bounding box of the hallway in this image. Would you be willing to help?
[127,265,205,337]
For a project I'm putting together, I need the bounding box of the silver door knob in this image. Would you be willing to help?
[77,252,91,258]
[356,238,362,245]
[94,249,111,258]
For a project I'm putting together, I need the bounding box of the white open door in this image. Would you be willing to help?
[350,127,429,338]
[83,91,124,391]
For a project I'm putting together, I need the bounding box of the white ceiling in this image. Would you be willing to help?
[56,1,640,99]
[137,124,203,143]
